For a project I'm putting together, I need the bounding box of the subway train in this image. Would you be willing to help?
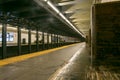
[0,24,78,46]
[0,24,80,59]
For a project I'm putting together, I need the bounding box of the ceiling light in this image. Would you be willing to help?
[47,1,60,13]
[43,0,48,2]
[59,13,66,20]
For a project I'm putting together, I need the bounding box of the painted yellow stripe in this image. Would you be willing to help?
[0,44,76,66]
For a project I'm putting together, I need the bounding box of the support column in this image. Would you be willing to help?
[28,27,31,53]
[36,28,39,51]
[47,33,49,49]
[2,23,7,59]
[17,26,21,55]
[62,36,64,46]
[57,35,59,47]
[60,35,62,46]
[59,35,61,46]
[51,34,53,48]
[42,32,44,50]
[54,34,56,47]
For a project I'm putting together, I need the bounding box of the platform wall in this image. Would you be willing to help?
[92,1,120,58]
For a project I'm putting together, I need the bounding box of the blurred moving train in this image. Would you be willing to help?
[0,24,79,46]
[0,24,80,59]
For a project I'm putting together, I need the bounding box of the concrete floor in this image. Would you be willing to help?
[0,42,90,80]
[49,43,91,80]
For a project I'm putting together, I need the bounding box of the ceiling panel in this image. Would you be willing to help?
[56,0,93,36]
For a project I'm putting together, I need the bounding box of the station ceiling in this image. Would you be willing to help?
[0,0,93,39]
[48,0,93,36]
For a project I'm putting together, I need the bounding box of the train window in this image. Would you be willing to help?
[6,24,17,46]
[0,32,14,42]
[6,32,14,42]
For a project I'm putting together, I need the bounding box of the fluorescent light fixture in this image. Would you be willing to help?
[59,13,66,20]
[47,1,60,13]
[43,0,48,1]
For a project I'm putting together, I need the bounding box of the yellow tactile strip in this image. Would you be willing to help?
[0,44,76,66]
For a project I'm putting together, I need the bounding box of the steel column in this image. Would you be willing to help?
[51,34,53,48]
[17,26,21,55]
[47,33,49,49]
[2,23,7,59]
[42,32,44,50]
[28,27,31,53]
[54,34,56,47]
[57,35,59,47]
[36,28,39,51]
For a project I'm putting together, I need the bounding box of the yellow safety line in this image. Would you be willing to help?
[0,44,76,66]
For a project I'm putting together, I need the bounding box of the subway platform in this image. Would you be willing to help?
[0,42,91,80]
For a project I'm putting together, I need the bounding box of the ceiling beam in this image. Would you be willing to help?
[58,1,76,6]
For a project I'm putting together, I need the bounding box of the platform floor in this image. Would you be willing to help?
[0,42,90,80]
